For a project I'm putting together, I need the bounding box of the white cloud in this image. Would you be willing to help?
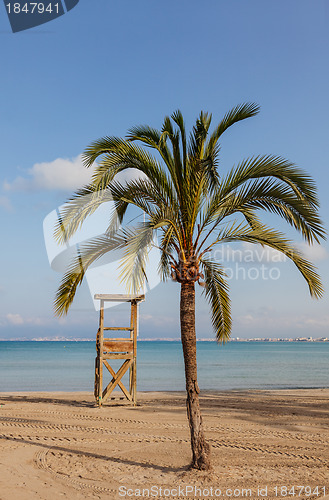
[5,313,47,326]
[4,156,148,194]
[303,317,329,327]
[0,313,95,331]
[297,243,328,262]
[6,313,24,325]
[241,242,286,263]
[115,168,148,184]
[0,196,12,211]
[4,155,95,192]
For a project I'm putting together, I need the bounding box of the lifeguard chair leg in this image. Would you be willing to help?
[102,359,133,403]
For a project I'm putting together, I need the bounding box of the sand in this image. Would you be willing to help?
[0,389,328,500]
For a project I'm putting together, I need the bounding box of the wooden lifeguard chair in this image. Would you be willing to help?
[94,294,144,407]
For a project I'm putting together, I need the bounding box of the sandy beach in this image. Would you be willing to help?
[0,389,328,499]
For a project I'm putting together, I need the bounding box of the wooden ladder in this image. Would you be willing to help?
[94,294,144,406]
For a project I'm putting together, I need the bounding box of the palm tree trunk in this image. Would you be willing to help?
[180,280,211,470]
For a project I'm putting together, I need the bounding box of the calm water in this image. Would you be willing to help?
[0,341,328,392]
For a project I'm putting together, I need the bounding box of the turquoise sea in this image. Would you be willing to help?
[0,341,328,392]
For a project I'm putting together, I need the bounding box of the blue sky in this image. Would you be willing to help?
[0,0,328,340]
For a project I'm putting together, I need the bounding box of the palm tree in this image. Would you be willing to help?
[54,104,325,470]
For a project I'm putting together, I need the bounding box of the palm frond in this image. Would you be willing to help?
[188,111,212,160]
[204,176,325,244]
[220,155,320,207]
[217,223,324,299]
[118,224,156,294]
[54,232,129,316]
[200,258,231,343]
[171,110,187,171]
[83,137,174,208]
[126,124,174,172]
[82,136,124,168]
[110,177,178,219]
[158,225,176,280]
[205,102,260,156]
[54,186,114,244]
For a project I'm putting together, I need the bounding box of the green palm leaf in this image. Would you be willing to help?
[54,105,325,329]
[217,222,323,299]
[54,232,129,316]
[200,258,231,342]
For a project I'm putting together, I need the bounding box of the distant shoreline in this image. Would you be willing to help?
[0,337,328,342]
